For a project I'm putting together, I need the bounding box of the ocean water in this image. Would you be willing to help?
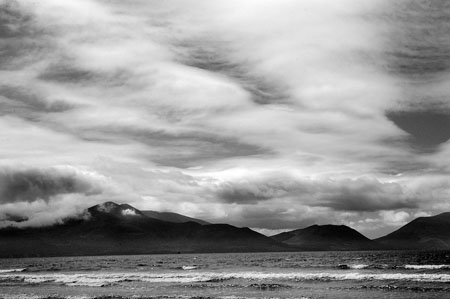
[1,251,450,299]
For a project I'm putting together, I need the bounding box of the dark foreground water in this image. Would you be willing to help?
[1,251,450,299]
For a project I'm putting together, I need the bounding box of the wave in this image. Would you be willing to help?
[249,283,292,290]
[2,271,450,286]
[404,265,450,270]
[181,266,198,270]
[337,264,388,270]
[337,264,368,270]
[357,284,450,292]
[348,264,369,269]
[338,264,450,270]
[0,269,26,273]
[0,296,313,299]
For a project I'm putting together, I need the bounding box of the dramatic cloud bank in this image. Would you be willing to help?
[0,0,449,237]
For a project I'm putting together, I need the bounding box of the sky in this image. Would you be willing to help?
[0,0,450,238]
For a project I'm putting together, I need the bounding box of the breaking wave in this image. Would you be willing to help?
[2,271,450,287]
[404,265,450,270]
[0,269,26,273]
[337,264,389,270]
[0,296,313,299]
[337,264,450,270]
[181,266,198,270]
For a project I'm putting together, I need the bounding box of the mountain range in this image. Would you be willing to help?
[0,202,285,257]
[0,202,449,257]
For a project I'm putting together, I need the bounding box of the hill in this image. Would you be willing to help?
[376,212,450,250]
[272,224,376,251]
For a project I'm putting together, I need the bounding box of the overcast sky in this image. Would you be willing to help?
[1,0,449,238]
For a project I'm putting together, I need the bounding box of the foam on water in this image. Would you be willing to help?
[0,269,26,273]
[181,266,198,270]
[404,265,450,270]
[337,264,390,270]
[2,271,450,287]
[0,296,93,299]
[0,296,312,299]
[348,264,369,269]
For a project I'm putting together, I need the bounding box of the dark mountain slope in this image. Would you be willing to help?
[272,224,377,251]
[0,202,286,257]
[376,212,450,250]
[142,210,210,225]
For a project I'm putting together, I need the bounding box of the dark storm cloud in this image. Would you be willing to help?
[216,177,294,204]
[314,191,417,212]
[217,184,276,204]
[0,167,102,203]
[307,178,418,212]
[386,110,450,152]
[215,174,417,212]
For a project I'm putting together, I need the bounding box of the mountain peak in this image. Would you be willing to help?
[272,224,373,250]
[87,202,145,218]
[302,224,368,239]
[376,211,450,249]
[95,201,120,211]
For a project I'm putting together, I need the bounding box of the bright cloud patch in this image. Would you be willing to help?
[121,209,138,217]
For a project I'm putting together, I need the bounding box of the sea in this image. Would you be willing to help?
[1,251,450,299]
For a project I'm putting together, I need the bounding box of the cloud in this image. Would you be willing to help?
[121,209,137,216]
[214,173,417,212]
[0,166,102,203]
[216,176,292,204]
[379,210,410,226]
[0,197,91,228]
[0,165,120,227]
[313,178,418,212]
[386,110,450,153]
[0,0,448,238]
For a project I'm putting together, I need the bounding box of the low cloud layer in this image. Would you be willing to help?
[216,175,418,212]
[0,166,116,227]
[0,0,449,238]
[0,167,101,203]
